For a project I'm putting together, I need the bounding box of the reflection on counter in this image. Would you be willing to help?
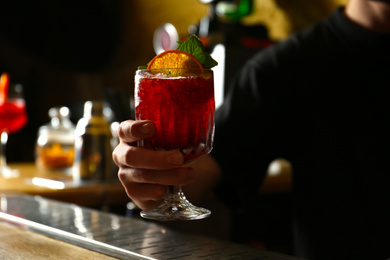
[0,194,304,260]
[31,177,66,190]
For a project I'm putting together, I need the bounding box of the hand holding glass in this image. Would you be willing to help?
[135,68,215,221]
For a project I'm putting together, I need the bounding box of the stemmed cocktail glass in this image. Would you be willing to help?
[135,68,215,221]
[0,73,28,177]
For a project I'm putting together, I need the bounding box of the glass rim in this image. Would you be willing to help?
[136,68,213,77]
[136,68,212,72]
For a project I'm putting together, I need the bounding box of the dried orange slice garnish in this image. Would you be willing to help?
[0,72,10,106]
[147,50,203,72]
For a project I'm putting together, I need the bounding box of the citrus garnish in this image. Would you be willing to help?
[142,35,218,76]
[147,50,203,70]
[0,72,10,106]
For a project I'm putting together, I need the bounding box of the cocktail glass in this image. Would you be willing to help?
[135,68,215,221]
[0,81,28,177]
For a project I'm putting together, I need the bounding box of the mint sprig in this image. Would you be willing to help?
[176,35,218,69]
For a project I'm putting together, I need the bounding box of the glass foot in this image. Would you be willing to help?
[140,197,211,221]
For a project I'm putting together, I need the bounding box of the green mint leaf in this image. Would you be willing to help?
[203,52,219,69]
[176,35,218,69]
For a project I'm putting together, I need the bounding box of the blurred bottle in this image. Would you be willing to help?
[215,0,253,22]
[36,107,75,172]
[73,101,112,181]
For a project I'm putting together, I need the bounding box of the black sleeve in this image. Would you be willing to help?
[211,45,294,210]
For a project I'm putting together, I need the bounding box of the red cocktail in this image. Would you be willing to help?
[0,100,27,133]
[135,68,214,220]
[0,74,28,177]
[135,69,214,162]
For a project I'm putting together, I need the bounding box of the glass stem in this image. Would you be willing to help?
[0,132,8,168]
[166,185,186,201]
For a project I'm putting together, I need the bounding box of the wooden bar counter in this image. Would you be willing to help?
[0,221,117,260]
[0,160,292,210]
[0,163,129,209]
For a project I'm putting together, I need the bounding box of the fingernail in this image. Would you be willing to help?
[167,153,183,166]
[140,122,152,135]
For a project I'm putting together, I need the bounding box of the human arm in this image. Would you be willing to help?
[112,119,222,210]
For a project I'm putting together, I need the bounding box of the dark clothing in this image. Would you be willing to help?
[212,7,390,260]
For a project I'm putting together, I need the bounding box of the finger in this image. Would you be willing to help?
[122,181,166,210]
[113,143,184,170]
[136,198,165,211]
[118,167,195,186]
[118,170,167,210]
[123,182,167,207]
[117,120,156,143]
